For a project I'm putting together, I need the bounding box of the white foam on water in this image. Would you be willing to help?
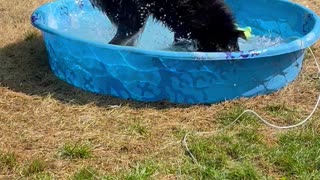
[239,35,284,51]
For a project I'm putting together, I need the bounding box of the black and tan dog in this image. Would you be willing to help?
[89,0,246,52]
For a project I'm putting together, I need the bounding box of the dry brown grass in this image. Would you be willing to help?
[0,0,320,179]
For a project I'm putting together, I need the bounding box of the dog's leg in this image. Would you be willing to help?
[109,24,148,46]
[90,0,149,47]
[174,32,190,43]
[108,3,149,46]
[109,27,136,46]
[109,23,147,46]
[172,31,194,49]
[126,21,148,46]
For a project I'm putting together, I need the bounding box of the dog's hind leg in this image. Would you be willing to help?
[90,0,149,46]
[174,32,190,43]
[172,31,195,49]
[109,27,137,46]
[108,3,149,46]
[111,20,148,46]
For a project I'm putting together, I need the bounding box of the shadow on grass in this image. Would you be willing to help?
[0,35,192,109]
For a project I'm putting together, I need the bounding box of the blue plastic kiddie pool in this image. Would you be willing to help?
[31,0,320,104]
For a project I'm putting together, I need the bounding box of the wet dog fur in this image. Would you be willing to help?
[89,0,246,52]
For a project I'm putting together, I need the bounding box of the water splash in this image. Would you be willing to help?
[53,12,285,52]
[239,35,284,51]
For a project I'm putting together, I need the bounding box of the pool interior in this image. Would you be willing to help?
[41,0,316,52]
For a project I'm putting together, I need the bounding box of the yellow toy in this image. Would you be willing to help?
[236,25,252,40]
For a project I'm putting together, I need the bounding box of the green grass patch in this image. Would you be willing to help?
[188,128,265,163]
[182,127,268,179]
[172,127,189,139]
[72,167,99,180]
[33,172,54,180]
[0,152,17,170]
[265,103,297,120]
[72,162,157,180]
[128,122,149,136]
[22,159,46,176]
[58,142,92,159]
[123,162,157,180]
[226,162,262,180]
[178,158,264,179]
[182,126,320,179]
[217,105,259,127]
[268,130,320,179]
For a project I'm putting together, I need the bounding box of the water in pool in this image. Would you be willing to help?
[56,11,285,52]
